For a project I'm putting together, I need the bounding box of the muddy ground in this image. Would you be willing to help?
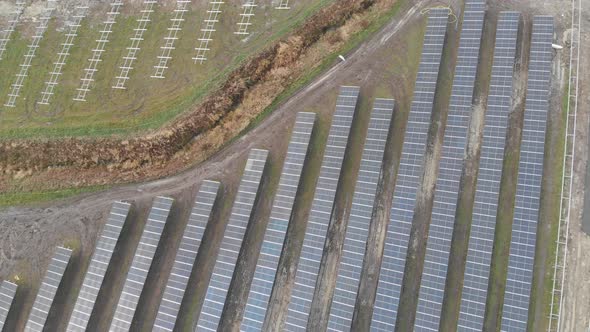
[1,0,589,331]
[561,0,590,331]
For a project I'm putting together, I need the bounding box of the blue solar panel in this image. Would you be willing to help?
[414,2,485,330]
[110,196,173,331]
[67,201,131,332]
[458,11,520,331]
[501,16,553,332]
[371,9,449,331]
[197,149,268,331]
[284,86,360,331]
[25,246,73,331]
[241,112,316,332]
[153,181,220,332]
[0,281,17,330]
[327,98,395,332]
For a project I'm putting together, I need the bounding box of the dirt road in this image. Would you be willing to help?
[561,0,590,331]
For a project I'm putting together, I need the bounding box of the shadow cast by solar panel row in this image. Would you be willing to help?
[0,1,558,331]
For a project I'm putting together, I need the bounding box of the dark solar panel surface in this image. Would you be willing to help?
[25,246,72,331]
[0,281,17,330]
[67,201,131,332]
[371,9,448,331]
[327,98,394,332]
[501,16,553,332]
[414,2,485,330]
[110,196,173,332]
[197,149,268,332]
[241,112,316,332]
[458,12,520,331]
[153,181,220,332]
[284,86,360,331]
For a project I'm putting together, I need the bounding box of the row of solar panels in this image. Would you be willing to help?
[0,4,554,332]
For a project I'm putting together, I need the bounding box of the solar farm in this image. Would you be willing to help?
[0,0,586,331]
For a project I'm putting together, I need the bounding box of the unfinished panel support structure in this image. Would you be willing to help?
[113,0,157,89]
[38,5,89,105]
[194,0,223,63]
[0,0,26,61]
[371,9,449,331]
[235,0,257,36]
[152,0,191,78]
[275,0,290,10]
[74,0,123,101]
[4,0,56,108]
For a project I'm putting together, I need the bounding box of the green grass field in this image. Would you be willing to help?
[0,0,332,139]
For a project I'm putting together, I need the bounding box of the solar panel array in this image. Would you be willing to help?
[25,246,73,332]
[285,85,360,331]
[67,201,131,332]
[153,181,220,332]
[197,149,268,331]
[109,196,174,331]
[240,112,316,331]
[371,9,449,331]
[0,281,17,330]
[414,2,485,330]
[327,98,395,332]
[501,16,553,332]
[457,12,520,331]
[0,0,26,61]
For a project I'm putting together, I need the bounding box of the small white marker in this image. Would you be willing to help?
[552,43,563,50]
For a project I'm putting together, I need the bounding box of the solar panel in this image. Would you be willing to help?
[327,98,395,331]
[25,246,73,331]
[284,86,360,331]
[241,112,316,331]
[371,9,449,331]
[153,181,220,332]
[196,149,268,331]
[457,12,520,331]
[67,201,131,332]
[0,281,17,330]
[414,2,485,330]
[109,196,174,331]
[501,16,553,332]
